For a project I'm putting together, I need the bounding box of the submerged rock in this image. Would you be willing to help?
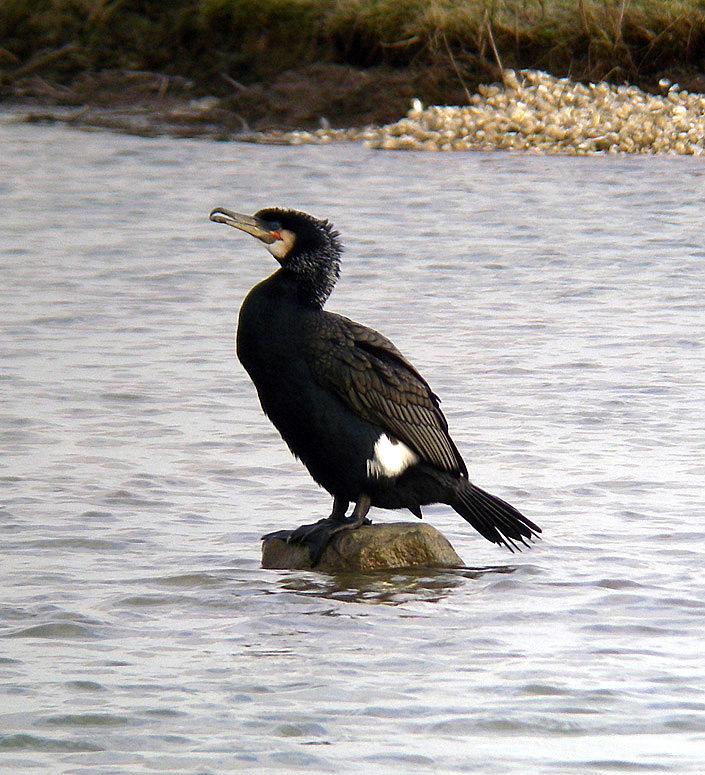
[261,522,464,572]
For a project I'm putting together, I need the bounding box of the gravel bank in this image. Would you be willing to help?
[245,69,705,155]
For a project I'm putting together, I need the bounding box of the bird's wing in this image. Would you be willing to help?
[305,313,468,476]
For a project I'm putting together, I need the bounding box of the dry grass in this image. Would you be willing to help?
[321,0,705,81]
[1,0,704,93]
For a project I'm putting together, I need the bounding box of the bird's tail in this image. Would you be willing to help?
[452,479,541,551]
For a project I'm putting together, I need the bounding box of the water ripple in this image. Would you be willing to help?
[2,122,705,775]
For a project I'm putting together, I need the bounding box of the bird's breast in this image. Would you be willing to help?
[236,281,302,377]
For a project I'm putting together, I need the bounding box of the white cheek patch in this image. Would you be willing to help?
[266,229,296,261]
[366,434,419,478]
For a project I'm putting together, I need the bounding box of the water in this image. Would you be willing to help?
[2,116,705,774]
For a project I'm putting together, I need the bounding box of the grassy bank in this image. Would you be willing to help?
[2,1,705,128]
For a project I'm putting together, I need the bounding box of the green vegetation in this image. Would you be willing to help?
[2,1,704,107]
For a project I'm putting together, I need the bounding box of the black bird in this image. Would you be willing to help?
[210,206,540,564]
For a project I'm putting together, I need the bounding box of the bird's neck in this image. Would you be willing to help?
[253,267,323,308]
[258,267,301,302]
[237,268,314,342]
[284,251,339,309]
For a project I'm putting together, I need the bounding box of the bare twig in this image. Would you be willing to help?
[157,75,169,100]
[441,32,472,104]
[10,42,80,81]
[578,0,590,36]
[611,0,637,74]
[13,76,73,99]
[636,14,684,72]
[0,47,20,66]
[219,72,247,91]
[615,0,628,44]
[483,8,506,85]
[379,36,421,48]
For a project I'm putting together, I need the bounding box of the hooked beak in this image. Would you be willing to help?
[209,207,277,244]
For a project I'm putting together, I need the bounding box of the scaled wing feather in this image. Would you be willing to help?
[305,314,467,476]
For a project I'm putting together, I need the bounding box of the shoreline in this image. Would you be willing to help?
[4,1,705,153]
[8,65,705,156]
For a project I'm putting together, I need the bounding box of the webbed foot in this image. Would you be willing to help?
[262,515,372,567]
[261,496,373,567]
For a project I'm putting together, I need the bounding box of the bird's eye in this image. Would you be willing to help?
[269,221,281,231]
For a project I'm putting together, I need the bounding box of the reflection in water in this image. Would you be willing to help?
[277,566,517,605]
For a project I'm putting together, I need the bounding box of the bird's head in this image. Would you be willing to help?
[210,206,342,308]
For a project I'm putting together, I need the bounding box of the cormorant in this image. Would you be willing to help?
[210,206,540,564]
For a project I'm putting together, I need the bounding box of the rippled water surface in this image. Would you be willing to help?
[2,117,705,774]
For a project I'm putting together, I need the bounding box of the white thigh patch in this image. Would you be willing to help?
[366,434,419,478]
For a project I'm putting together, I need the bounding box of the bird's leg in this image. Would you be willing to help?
[329,496,349,522]
[261,495,372,567]
[290,494,372,542]
[327,494,372,534]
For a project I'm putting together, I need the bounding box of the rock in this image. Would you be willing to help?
[261,521,464,572]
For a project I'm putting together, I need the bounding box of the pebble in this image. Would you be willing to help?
[243,69,705,155]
